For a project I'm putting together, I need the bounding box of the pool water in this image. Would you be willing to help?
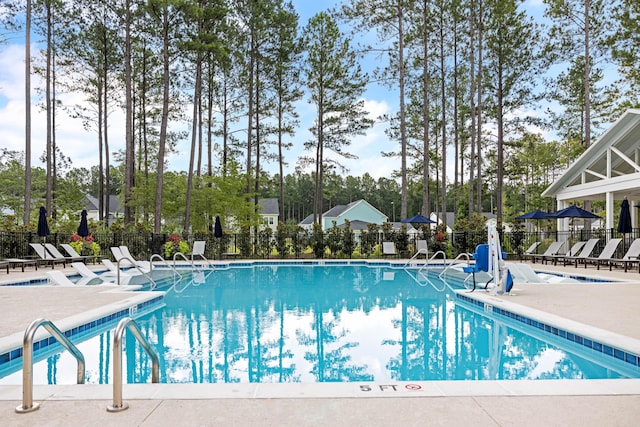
[1,264,638,385]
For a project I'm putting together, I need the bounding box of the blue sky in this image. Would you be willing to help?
[0,0,551,181]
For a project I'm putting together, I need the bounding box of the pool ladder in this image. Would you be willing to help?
[16,317,159,414]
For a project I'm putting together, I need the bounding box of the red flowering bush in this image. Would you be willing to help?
[165,234,189,258]
[69,234,100,258]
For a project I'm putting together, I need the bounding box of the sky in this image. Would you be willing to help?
[0,0,549,181]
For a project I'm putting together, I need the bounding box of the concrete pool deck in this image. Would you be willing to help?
[1,261,640,426]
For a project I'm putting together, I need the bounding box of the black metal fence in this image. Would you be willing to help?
[1,227,637,261]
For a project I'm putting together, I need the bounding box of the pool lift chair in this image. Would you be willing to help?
[463,226,514,294]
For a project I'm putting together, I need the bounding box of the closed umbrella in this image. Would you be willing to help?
[37,206,50,239]
[214,216,223,238]
[617,198,632,252]
[77,209,90,237]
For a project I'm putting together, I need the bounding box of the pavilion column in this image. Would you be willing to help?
[605,192,614,238]
[631,199,638,232]
[556,199,569,234]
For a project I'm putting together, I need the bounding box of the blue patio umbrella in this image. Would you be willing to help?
[515,209,550,220]
[214,216,223,238]
[549,205,600,219]
[401,214,436,225]
[37,206,50,238]
[77,209,90,237]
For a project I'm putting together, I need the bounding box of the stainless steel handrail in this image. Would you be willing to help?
[172,252,194,270]
[150,253,183,278]
[116,257,157,288]
[107,317,160,412]
[438,252,472,278]
[15,318,85,413]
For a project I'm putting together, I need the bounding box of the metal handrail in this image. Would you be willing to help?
[438,252,472,278]
[15,318,85,414]
[150,253,183,278]
[116,257,157,288]
[107,317,160,412]
[172,252,196,270]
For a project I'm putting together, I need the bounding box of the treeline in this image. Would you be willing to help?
[1,0,638,232]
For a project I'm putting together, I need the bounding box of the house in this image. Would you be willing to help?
[299,199,388,231]
[258,198,279,232]
[84,195,122,224]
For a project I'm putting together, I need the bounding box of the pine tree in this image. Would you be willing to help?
[301,12,373,223]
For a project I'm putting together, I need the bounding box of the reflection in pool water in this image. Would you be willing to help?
[1,264,636,385]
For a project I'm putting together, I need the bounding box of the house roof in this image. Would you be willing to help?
[84,195,122,213]
[541,109,640,201]
[258,198,279,215]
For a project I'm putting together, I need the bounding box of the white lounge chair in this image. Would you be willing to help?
[188,241,211,265]
[46,270,106,286]
[29,243,67,268]
[61,243,94,263]
[597,238,640,272]
[582,238,622,269]
[544,241,586,265]
[524,241,565,264]
[415,240,428,257]
[44,243,86,263]
[119,246,152,270]
[558,238,600,267]
[382,242,397,258]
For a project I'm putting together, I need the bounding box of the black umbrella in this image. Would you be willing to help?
[77,209,90,237]
[37,206,50,238]
[618,198,632,252]
[214,216,223,238]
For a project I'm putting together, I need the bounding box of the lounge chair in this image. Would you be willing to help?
[382,241,397,258]
[522,242,541,258]
[596,238,640,272]
[46,270,108,286]
[544,241,586,265]
[524,241,565,264]
[415,240,428,257]
[72,262,128,284]
[44,243,87,263]
[0,258,38,272]
[556,238,600,267]
[29,243,67,268]
[582,238,622,269]
[61,243,95,264]
[119,245,152,270]
[189,241,211,265]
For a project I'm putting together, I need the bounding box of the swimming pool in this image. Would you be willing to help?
[1,263,638,385]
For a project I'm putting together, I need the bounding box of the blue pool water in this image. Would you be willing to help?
[1,264,638,385]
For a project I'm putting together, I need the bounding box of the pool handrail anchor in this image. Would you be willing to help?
[16,318,85,414]
[107,317,160,413]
